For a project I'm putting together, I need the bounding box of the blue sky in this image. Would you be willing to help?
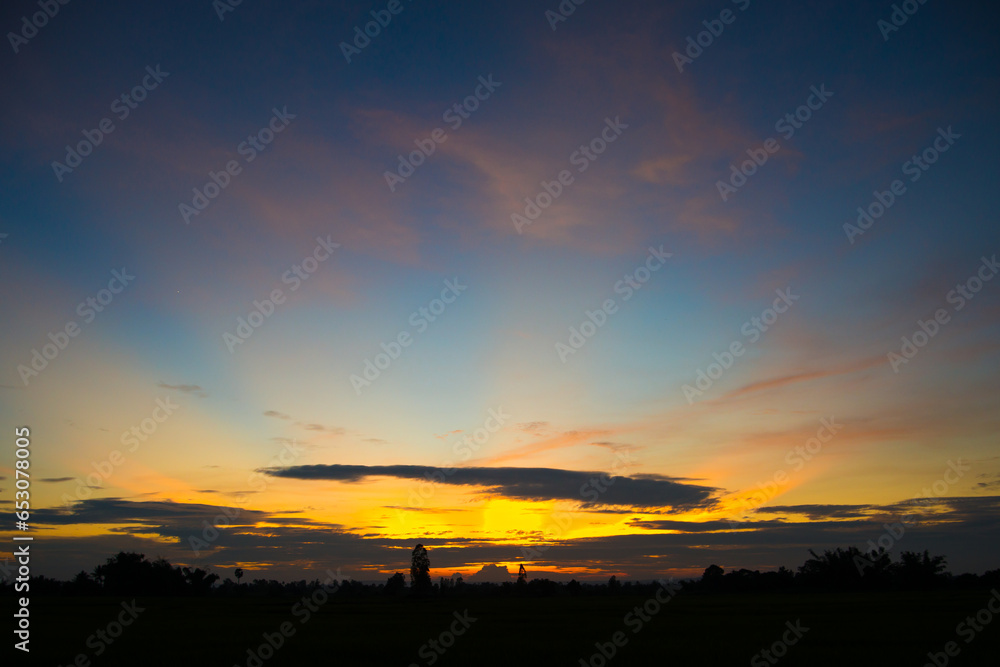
[1,0,999,581]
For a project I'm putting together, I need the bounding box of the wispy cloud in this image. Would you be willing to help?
[302,423,345,434]
[157,382,207,398]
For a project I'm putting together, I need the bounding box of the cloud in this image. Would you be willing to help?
[262,410,343,434]
[382,506,465,514]
[753,496,1000,523]
[24,499,406,581]
[481,429,613,466]
[717,356,887,402]
[26,499,493,580]
[261,464,719,510]
[517,422,550,433]
[19,494,1000,581]
[752,504,873,521]
[33,498,278,537]
[39,477,75,483]
[302,423,345,434]
[157,382,207,398]
[975,472,1000,490]
[465,564,512,583]
[628,518,790,532]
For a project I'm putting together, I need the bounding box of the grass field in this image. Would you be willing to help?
[23,588,1000,666]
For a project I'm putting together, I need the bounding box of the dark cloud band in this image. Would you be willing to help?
[260,463,718,510]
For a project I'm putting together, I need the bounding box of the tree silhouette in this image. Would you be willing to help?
[234,567,244,584]
[410,544,431,592]
[893,550,947,588]
[70,570,100,594]
[799,547,891,589]
[701,564,724,590]
[93,551,147,594]
[702,564,724,578]
[91,551,219,595]
[385,572,406,595]
[3,544,975,601]
[182,566,220,594]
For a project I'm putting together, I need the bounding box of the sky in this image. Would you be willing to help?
[1,0,999,583]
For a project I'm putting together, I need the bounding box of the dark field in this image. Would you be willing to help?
[25,588,1000,666]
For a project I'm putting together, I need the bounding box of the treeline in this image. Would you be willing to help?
[3,547,998,598]
[697,547,1000,593]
